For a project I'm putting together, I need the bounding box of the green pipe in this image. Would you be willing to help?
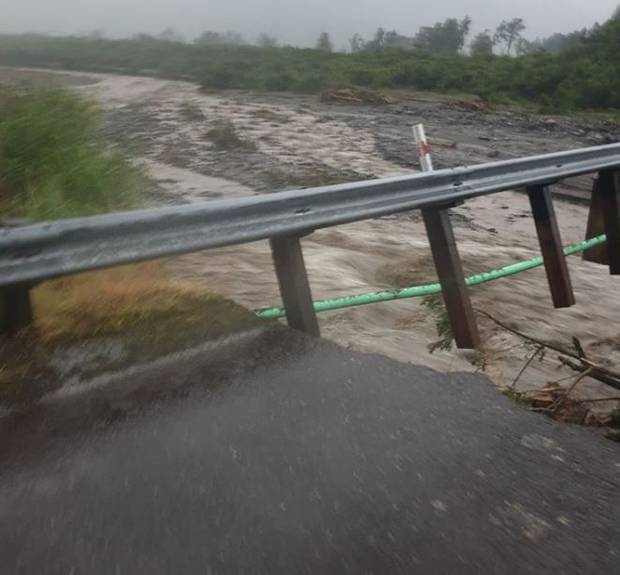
[255,235,608,320]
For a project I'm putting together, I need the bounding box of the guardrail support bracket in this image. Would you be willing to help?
[527,185,575,308]
[598,169,620,275]
[422,207,480,350]
[1,284,33,336]
[270,235,320,337]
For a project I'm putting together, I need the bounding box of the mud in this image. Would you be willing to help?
[2,68,620,413]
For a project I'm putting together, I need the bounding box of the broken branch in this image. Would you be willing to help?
[478,309,620,392]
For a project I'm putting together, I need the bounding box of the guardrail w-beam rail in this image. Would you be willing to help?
[1,144,619,349]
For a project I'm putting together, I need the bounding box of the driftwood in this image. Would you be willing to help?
[478,309,620,393]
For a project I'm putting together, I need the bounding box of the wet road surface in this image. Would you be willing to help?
[1,327,618,574]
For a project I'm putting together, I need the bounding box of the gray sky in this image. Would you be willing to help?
[1,0,618,47]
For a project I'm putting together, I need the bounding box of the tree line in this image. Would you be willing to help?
[118,13,599,58]
[155,13,604,59]
[344,16,597,57]
[0,8,618,111]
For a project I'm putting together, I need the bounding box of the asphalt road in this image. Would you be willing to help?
[1,326,618,574]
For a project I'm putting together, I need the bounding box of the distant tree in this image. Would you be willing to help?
[158,27,183,43]
[374,27,386,49]
[195,31,245,46]
[538,30,587,53]
[414,17,471,54]
[384,30,416,50]
[223,31,245,45]
[365,27,387,51]
[316,32,333,52]
[460,16,472,44]
[348,28,415,52]
[349,33,366,53]
[494,18,526,55]
[514,37,543,55]
[470,30,495,55]
[195,31,223,45]
[132,33,156,41]
[257,33,279,48]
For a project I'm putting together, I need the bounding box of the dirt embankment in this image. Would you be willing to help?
[2,68,619,420]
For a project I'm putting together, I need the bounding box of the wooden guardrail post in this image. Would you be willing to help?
[422,206,480,350]
[583,177,609,265]
[270,235,320,337]
[598,169,620,275]
[527,185,575,308]
[1,284,33,336]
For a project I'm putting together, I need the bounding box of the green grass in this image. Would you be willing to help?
[0,262,263,402]
[421,295,454,353]
[0,87,261,404]
[0,86,144,220]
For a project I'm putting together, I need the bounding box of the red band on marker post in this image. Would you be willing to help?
[413,124,434,173]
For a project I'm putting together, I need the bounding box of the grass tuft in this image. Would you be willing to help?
[421,295,454,353]
[178,100,206,122]
[0,263,262,401]
[0,86,144,221]
[205,119,257,150]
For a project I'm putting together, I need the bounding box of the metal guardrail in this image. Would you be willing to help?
[1,144,619,348]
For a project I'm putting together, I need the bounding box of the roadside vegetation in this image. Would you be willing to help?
[0,85,144,221]
[0,8,618,112]
[0,262,261,402]
[0,86,259,399]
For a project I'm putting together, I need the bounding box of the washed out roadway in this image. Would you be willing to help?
[0,326,618,574]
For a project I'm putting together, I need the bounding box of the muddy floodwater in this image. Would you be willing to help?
[3,67,620,410]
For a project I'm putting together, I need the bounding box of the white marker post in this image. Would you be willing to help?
[413,124,434,172]
[414,124,481,350]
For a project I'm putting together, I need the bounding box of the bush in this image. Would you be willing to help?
[0,86,143,220]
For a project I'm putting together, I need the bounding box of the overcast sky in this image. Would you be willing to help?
[1,0,618,47]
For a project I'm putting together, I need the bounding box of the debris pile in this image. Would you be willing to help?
[320,87,394,105]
